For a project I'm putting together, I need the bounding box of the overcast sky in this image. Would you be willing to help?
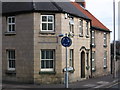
[72,0,120,42]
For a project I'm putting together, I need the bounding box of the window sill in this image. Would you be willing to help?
[5,70,16,75]
[103,45,107,48]
[79,34,83,37]
[5,32,16,36]
[91,44,96,48]
[103,66,107,69]
[39,71,56,75]
[86,35,89,38]
[92,68,96,72]
[39,31,55,35]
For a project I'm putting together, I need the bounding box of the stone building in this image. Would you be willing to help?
[73,0,111,77]
[2,1,111,84]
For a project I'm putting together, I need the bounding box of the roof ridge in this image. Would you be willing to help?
[85,10,109,30]
[72,2,110,31]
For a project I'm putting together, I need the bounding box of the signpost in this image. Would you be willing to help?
[61,36,72,88]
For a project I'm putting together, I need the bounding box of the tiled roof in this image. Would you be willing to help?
[71,2,110,31]
[2,2,90,20]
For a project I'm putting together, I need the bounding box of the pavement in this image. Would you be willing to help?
[1,74,120,90]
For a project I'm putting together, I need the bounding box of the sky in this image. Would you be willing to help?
[72,0,120,42]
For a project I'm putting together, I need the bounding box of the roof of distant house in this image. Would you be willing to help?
[71,2,110,31]
[2,2,90,20]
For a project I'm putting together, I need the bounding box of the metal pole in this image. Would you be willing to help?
[65,47,68,88]
[113,0,117,78]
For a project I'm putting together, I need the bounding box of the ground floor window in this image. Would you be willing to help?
[69,49,74,67]
[7,49,15,70]
[41,50,54,72]
[103,51,107,68]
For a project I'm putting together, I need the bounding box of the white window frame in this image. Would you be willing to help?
[69,49,74,67]
[103,51,107,68]
[7,16,15,32]
[69,17,74,33]
[92,51,95,71]
[104,33,107,46]
[41,15,54,31]
[92,30,95,46]
[86,21,89,36]
[40,50,54,72]
[79,19,83,36]
[7,49,15,71]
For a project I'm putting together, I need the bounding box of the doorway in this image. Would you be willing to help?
[81,51,85,78]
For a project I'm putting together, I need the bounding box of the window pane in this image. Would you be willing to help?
[50,51,53,59]
[41,51,45,59]
[12,17,15,23]
[50,60,53,68]
[48,23,53,30]
[12,25,15,31]
[8,18,11,23]
[46,51,49,59]
[42,16,47,22]
[48,16,53,22]
[42,23,47,30]
[9,60,12,68]
[11,50,15,59]
[46,60,49,68]
[12,60,15,68]
[41,60,44,68]
[9,25,11,31]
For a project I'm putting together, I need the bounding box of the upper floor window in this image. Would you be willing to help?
[86,21,89,36]
[41,15,54,31]
[41,49,55,72]
[104,33,107,47]
[92,30,95,47]
[7,49,15,71]
[7,16,15,32]
[69,17,74,33]
[79,19,83,36]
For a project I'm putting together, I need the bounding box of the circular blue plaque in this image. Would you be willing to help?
[61,37,72,47]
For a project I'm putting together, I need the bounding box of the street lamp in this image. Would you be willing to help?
[113,0,117,78]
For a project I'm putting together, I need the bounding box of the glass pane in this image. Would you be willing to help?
[46,51,49,59]
[12,25,15,31]
[46,60,49,68]
[48,16,53,22]
[42,16,47,22]
[8,18,11,23]
[48,23,53,30]
[50,60,53,68]
[11,50,15,59]
[9,60,12,68]
[9,25,11,31]
[41,51,45,59]
[50,51,53,59]
[12,17,15,23]
[42,23,47,30]
[41,60,44,68]
[12,60,15,68]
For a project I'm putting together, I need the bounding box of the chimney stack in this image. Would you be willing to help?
[75,0,86,8]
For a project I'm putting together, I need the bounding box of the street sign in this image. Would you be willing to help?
[61,36,72,47]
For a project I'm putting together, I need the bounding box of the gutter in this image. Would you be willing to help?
[91,26,112,32]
